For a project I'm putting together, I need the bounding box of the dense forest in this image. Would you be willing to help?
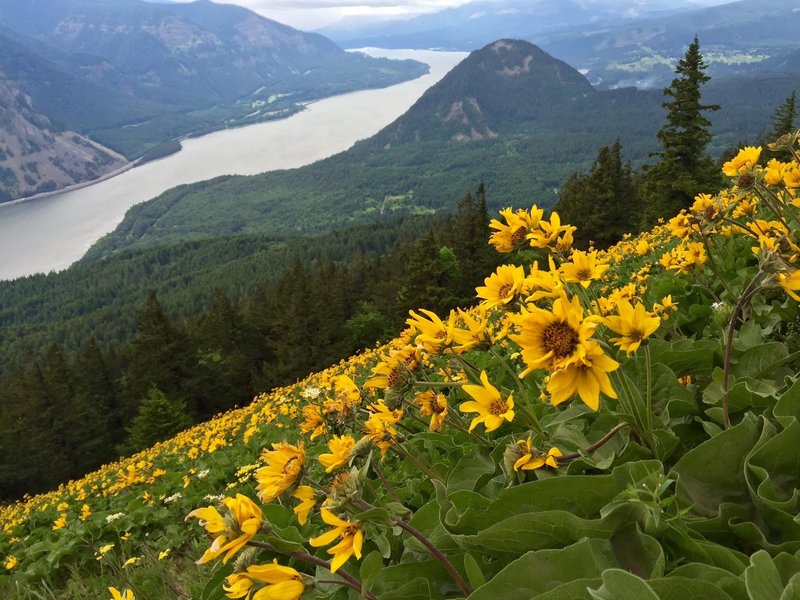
[0,189,497,498]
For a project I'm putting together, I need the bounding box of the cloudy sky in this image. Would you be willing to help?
[165,0,731,31]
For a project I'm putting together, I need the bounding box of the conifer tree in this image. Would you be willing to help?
[770,90,797,141]
[641,36,721,224]
[555,140,641,248]
[124,387,192,453]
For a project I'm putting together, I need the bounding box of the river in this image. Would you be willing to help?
[0,49,466,281]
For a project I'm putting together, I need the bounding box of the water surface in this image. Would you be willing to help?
[0,49,466,281]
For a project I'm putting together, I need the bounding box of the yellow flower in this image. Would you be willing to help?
[299,404,326,439]
[489,206,542,252]
[318,435,356,473]
[108,587,135,600]
[122,556,141,568]
[513,438,563,471]
[158,548,172,560]
[223,560,305,600]
[406,309,453,354]
[778,270,800,302]
[79,504,92,521]
[603,299,661,354]
[362,402,403,456]
[254,442,305,503]
[323,375,361,415]
[460,370,514,432]
[635,239,650,255]
[292,485,317,526]
[186,494,263,564]
[52,515,67,531]
[309,509,363,573]
[4,555,17,570]
[528,211,576,253]
[545,341,619,411]
[364,347,420,390]
[476,264,527,308]
[764,158,788,186]
[722,146,761,177]
[510,293,600,376]
[653,295,678,319]
[559,250,610,288]
[451,307,491,353]
[96,543,115,560]
[415,390,449,432]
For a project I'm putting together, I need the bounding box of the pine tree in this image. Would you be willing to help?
[555,141,642,248]
[124,387,192,453]
[641,36,721,224]
[770,90,797,141]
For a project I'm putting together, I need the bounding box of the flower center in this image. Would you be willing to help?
[387,365,403,388]
[344,524,359,537]
[576,268,592,281]
[498,283,514,299]
[542,322,579,359]
[511,226,528,247]
[490,399,508,416]
[283,455,301,476]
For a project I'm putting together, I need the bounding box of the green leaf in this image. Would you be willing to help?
[647,339,719,377]
[359,550,383,590]
[648,577,734,599]
[468,539,620,600]
[731,342,788,381]
[668,563,748,600]
[745,551,785,600]
[463,552,487,589]
[773,378,800,427]
[588,569,659,600]
[672,413,761,517]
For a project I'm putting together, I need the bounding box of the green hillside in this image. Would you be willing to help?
[2,138,800,599]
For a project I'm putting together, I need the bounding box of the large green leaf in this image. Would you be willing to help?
[648,577,734,599]
[745,551,785,600]
[588,569,659,600]
[668,563,748,600]
[646,339,719,377]
[672,414,761,517]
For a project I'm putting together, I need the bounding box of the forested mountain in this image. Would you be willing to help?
[0,0,426,200]
[84,40,800,257]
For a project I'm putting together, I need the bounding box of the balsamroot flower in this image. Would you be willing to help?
[722,146,761,177]
[291,485,317,526]
[476,264,527,308]
[510,293,601,376]
[415,390,449,432]
[186,494,263,564]
[545,341,619,411]
[777,269,800,302]
[308,509,363,572]
[318,435,356,473]
[254,442,305,503]
[511,437,563,471]
[460,370,514,432]
[603,299,661,354]
[108,588,135,600]
[559,250,610,288]
[489,206,543,252]
[224,560,306,600]
[299,404,326,440]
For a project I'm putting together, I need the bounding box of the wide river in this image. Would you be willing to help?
[0,49,466,281]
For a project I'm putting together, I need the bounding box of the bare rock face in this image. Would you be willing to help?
[0,76,127,203]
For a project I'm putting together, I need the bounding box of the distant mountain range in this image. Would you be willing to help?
[0,0,426,201]
[321,0,800,88]
[85,39,800,259]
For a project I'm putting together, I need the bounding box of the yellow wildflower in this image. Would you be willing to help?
[186,494,263,564]
[52,515,67,531]
[513,438,563,471]
[545,341,619,411]
[309,509,363,573]
[318,435,356,473]
[108,588,135,600]
[460,370,514,432]
[603,299,661,354]
[292,485,317,526]
[4,555,17,570]
[476,264,527,308]
[559,249,610,288]
[223,560,305,600]
[722,146,761,177]
[415,390,449,432]
[254,442,305,503]
[778,269,800,302]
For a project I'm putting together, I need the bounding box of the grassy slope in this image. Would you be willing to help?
[3,142,800,599]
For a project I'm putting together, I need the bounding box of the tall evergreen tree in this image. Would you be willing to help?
[770,90,797,141]
[641,36,721,224]
[555,141,642,248]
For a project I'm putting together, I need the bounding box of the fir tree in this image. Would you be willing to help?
[641,36,721,224]
[770,90,797,141]
[124,387,192,453]
[555,140,641,248]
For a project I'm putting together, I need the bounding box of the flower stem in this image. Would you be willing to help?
[246,540,377,600]
[559,422,630,461]
[370,458,402,505]
[390,443,443,483]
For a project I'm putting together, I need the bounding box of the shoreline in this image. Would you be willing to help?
[0,161,137,209]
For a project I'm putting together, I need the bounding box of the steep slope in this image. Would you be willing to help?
[0,0,427,158]
[0,75,127,202]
